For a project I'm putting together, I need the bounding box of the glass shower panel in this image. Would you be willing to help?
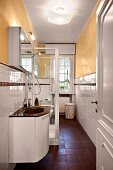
[21,48,59,145]
[33,49,58,126]
[32,48,59,145]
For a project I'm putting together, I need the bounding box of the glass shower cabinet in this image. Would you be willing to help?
[21,48,59,145]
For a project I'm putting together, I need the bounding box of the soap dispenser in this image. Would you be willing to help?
[34,97,39,106]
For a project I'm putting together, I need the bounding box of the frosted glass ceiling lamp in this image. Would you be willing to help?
[38,52,41,56]
[48,10,72,25]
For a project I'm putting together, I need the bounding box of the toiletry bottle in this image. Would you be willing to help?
[34,97,39,106]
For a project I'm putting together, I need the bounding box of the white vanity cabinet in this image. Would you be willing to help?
[35,114,49,161]
[9,113,49,163]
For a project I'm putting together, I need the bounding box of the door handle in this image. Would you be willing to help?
[91,101,98,105]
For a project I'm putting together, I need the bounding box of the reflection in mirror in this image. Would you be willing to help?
[34,52,51,79]
[20,28,33,71]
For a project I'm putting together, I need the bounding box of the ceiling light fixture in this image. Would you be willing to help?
[38,52,41,56]
[48,4,73,25]
[48,10,72,25]
[47,0,73,25]
[20,34,25,41]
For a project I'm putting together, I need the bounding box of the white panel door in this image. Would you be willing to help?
[97,0,113,169]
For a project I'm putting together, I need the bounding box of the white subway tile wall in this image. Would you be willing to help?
[0,63,25,167]
[75,73,97,146]
[33,79,75,113]
[0,64,25,117]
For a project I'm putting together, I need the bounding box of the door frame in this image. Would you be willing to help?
[96,0,113,169]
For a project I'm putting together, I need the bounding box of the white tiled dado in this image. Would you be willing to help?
[75,73,97,146]
[0,65,25,117]
[0,63,25,167]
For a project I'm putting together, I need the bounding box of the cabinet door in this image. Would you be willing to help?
[8,27,21,66]
[9,117,35,163]
[35,114,49,162]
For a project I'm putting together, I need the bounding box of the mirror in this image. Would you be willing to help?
[20,28,34,71]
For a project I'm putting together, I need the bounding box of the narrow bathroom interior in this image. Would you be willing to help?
[0,0,113,170]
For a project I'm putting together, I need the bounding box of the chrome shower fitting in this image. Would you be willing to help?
[31,52,41,95]
[28,73,32,91]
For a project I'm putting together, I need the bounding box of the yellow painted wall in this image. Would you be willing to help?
[0,13,8,63]
[75,1,100,78]
[0,0,36,64]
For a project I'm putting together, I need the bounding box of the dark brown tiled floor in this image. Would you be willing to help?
[14,116,96,170]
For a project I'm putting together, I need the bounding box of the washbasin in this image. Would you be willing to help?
[23,106,50,116]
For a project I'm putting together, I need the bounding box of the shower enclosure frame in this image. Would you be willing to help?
[32,47,59,145]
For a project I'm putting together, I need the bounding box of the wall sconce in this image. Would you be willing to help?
[20,33,25,41]
[38,52,41,56]
[29,32,35,41]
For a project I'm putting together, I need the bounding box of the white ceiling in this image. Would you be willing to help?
[24,0,97,43]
